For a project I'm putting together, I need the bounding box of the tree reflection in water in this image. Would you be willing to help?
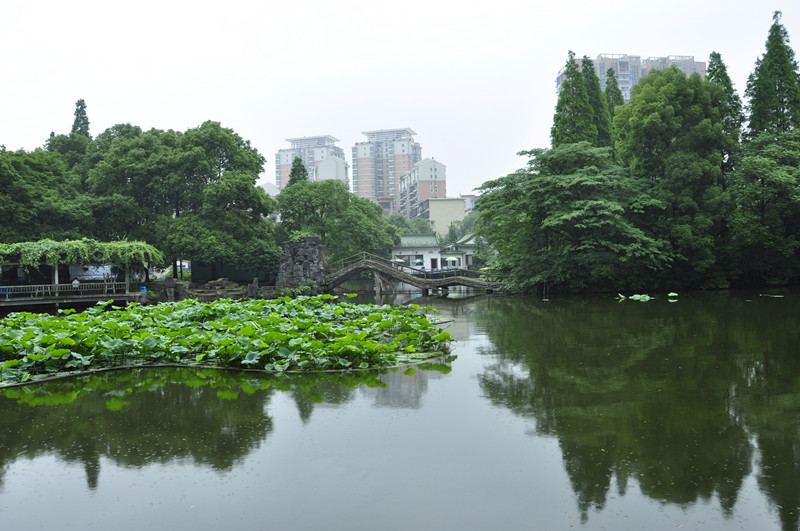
[0,367,391,490]
[475,293,800,529]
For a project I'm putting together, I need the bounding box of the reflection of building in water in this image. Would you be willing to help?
[361,368,446,409]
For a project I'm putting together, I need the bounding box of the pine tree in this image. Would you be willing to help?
[551,51,597,147]
[581,56,612,147]
[745,11,800,138]
[707,51,743,173]
[604,68,625,121]
[287,156,309,187]
[71,99,91,138]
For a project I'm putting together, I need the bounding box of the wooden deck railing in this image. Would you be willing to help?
[0,282,129,301]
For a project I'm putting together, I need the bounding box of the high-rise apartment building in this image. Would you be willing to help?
[594,54,642,102]
[275,136,348,189]
[642,55,706,79]
[557,53,706,103]
[397,158,447,219]
[351,129,421,214]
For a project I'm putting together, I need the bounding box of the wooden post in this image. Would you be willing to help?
[53,260,59,297]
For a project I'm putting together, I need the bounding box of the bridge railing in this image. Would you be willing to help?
[327,252,384,272]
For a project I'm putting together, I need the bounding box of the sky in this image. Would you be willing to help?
[1,1,798,197]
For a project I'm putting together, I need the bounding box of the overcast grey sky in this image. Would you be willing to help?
[1,1,798,195]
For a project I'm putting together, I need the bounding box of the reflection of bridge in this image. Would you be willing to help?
[325,253,505,293]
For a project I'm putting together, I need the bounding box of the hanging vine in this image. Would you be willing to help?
[0,239,164,270]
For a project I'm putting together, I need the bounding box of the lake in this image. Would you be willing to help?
[1,289,798,530]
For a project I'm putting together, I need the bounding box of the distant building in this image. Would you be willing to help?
[352,129,421,214]
[593,54,643,103]
[642,55,706,79]
[557,53,706,103]
[417,197,466,236]
[260,181,280,198]
[276,136,348,189]
[459,194,478,213]
[311,157,349,184]
[398,158,447,220]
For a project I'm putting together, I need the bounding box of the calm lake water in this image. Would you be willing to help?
[1,289,799,530]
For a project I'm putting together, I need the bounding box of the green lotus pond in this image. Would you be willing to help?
[1,289,798,530]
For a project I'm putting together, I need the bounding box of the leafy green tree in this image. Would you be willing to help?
[476,142,667,295]
[46,132,95,177]
[0,147,90,242]
[582,56,612,147]
[604,68,624,120]
[707,51,744,173]
[161,172,280,277]
[160,121,269,275]
[386,214,412,234]
[615,67,732,287]
[457,211,478,238]
[85,121,273,277]
[745,11,800,138]
[408,217,435,236]
[86,127,177,241]
[386,214,435,236]
[71,99,91,138]
[277,180,396,261]
[729,129,800,283]
[287,156,308,187]
[440,222,460,245]
[552,51,597,147]
[333,196,396,259]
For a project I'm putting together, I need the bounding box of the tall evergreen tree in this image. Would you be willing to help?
[71,99,91,138]
[287,156,309,187]
[551,51,597,147]
[604,68,625,121]
[707,51,744,173]
[745,11,800,138]
[581,56,612,147]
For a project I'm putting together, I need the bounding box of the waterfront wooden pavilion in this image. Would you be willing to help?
[0,239,162,310]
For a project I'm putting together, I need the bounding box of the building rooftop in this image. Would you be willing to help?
[397,235,439,248]
[285,136,340,148]
[362,129,417,141]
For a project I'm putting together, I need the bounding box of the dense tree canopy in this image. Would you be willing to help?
[730,129,800,282]
[476,143,667,295]
[477,13,800,293]
[2,110,283,279]
[277,179,396,262]
[81,120,277,274]
[387,214,435,237]
[615,68,732,287]
[0,147,90,242]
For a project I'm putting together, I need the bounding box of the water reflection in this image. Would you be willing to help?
[1,291,798,529]
[0,369,278,490]
[475,292,800,529]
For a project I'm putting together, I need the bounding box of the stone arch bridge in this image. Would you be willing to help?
[325,253,504,294]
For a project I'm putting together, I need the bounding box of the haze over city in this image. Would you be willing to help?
[2,0,798,195]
